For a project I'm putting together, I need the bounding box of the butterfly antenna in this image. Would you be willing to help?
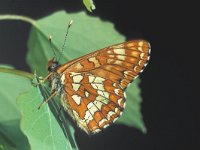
[48,35,57,61]
[58,20,73,61]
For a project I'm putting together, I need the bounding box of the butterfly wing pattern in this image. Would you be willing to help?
[55,40,151,134]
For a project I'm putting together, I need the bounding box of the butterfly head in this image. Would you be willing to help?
[47,57,60,72]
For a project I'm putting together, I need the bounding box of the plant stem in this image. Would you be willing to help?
[0,14,36,26]
[0,15,36,78]
[0,68,34,79]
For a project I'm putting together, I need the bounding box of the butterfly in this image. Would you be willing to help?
[36,22,151,134]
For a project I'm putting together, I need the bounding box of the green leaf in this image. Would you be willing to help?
[116,79,147,133]
[82,0,96,12]
[26,11,146,133]
[17,83,78,150]
[0,66,78,149]
[0,64,14,69]
[0,132,17,150]
[0,71,31,150]
[0,67,33,79]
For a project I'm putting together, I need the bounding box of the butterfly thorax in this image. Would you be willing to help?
[47,59,64,95]
[49,73,64,95]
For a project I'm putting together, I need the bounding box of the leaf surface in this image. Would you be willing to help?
[17,82,78,150]
[82,0,96,12]
[0,71,31,150]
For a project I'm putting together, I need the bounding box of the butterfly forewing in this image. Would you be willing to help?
[56,40,150,134]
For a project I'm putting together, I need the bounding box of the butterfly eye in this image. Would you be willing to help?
[48,62,59,72]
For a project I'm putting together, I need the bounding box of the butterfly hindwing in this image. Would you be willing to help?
[61,72,124,134]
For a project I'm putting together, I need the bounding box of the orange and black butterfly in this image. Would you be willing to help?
[37,21,151,134]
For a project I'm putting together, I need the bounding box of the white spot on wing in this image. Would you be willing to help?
[109,55,115,58]
[127,43,134,47]
[73,75,83,83]
[140,53,145,59]
[112,44,124,48]
[134,75,139,79]
[84,110,93,123]
[107,111,115,120]
[134,66,138,72]
[124,70,131,75]
[147,42,151,51]
[113,83,117,87]
[115,107,119,113]
[113,117,118,123]
[94,77,105,83]
[91,83,104,90]
[87,102,93,109]
[85,91,89,97]
[117,55,126,60]
[72,95,81,105]
[107,59,113,63]
[96,96,109,104]
[72,83,80,91]
[103,124,109,128]
[89,76,95,83]
[114,60,122,65]
[138,41,144,46]
[138,60,143,65]
[87,102,98,115]
[118,98,123,106]
[107,50,112,54]
[114,49,125,55]
[88,57,100,67]
[138,47,143,51]
[93,128,101,133]
[97,90,109,99]
[70,72,81,77]
[124,92,127,99]
[123,102,126,108]
[93,99,103,109]
[114,89,120,96]
[149,48,151,54]
[99,118,107,126]
[75,63,83,69]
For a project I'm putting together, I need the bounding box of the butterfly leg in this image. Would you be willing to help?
[57,107,63,123]
[37,91,57,109]
[33,72,53,86]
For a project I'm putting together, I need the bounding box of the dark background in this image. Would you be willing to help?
[0,0,198,150]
